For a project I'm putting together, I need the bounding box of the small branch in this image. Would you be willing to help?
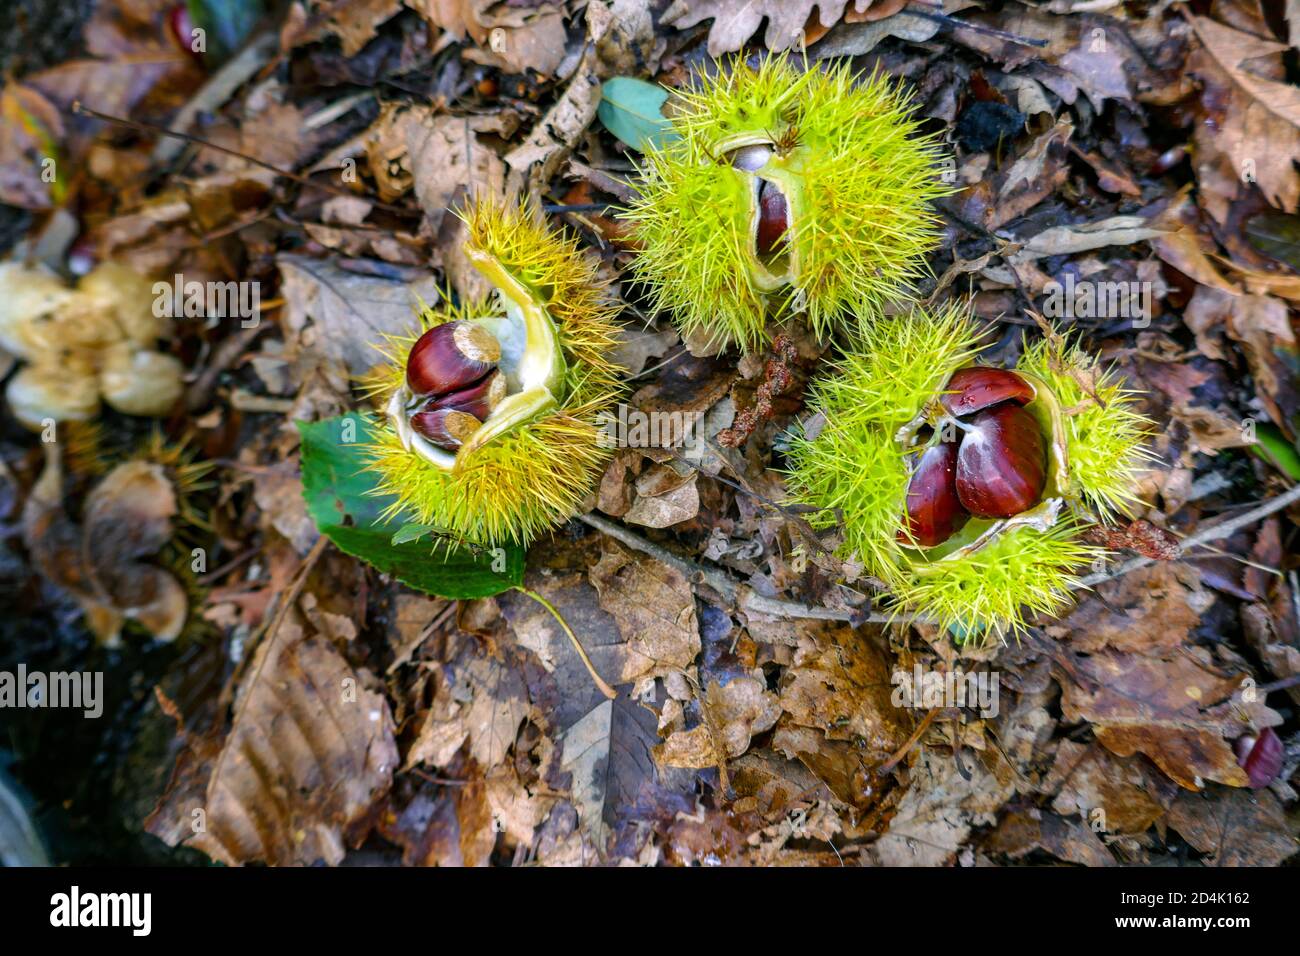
[71,101,417,217]
[905,4,1051,47]
[152,31,277,165]
[541,203,619,215]
[1079,483,1300,588]
[879,707,941,775]
[579,512,901,624]
[1257,673,1300,695]
[515,586,617,700]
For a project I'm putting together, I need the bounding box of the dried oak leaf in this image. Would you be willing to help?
[1055,646,1281,790]
[277,254,445,377]
[1046,739,1174,835]
[957,4,1151,108]
[155,627,398,865]
[730,749,837,819]
[283,0,404,57]
[770,624,909,811]
[778,624,909,750]
[588,539,702,691]
[406,642,530,771]
[1181,286,1299,443]
[623,467,700,529]
[865,746,1009,866]
[866,680,1057,865]
[378,755,498,866]
[461,4,569,77]
[1047,563,1205,654]
[1167,784,1297,866]
[654,673,781,769]
[663,0,877,56]
[984,809,1115,866]
[1188,16,1300,213]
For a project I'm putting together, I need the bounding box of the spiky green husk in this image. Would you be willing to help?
[785,302,979,573]
[362,200,622,547]
[785,306,1137,637]
[627,56,951,350]
[1016,337,1153,518]
[889,522,1101,638]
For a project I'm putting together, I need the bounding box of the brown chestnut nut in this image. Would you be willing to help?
[955,403,1046,519]
[430,370,506,421]
[406,321,500,397]
[940,366,1034,418]
[1234,728,1284,789]
[899,439,969,547]
[410,407,482,450]
[756,179,789,257]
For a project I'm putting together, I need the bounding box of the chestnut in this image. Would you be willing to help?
[1234,728,1284,789]
[410,406,482,450]
[954,403,1046,519]
[756,179,789,257]
[940,366,1034,418]
[406,321,500,397]
[899,439,968,547]
[430,370,506,421]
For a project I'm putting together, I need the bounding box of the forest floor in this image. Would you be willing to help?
[1,0,1298,866]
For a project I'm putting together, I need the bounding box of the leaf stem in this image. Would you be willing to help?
[514,586,617,700]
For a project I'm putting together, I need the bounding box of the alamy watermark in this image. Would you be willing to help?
[50,886,150,936]
[152,273,260,328]
[1043,274,1151,328]
[891,664,1000,718]
[0,664,102,718]
[596,403,706,460]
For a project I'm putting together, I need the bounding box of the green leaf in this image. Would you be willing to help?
[598,77,678,154]
[190,0,264,62]
[391,523,436,546]
[1245,211,1300,272]
[297,413,525,599]
[1249,423,1300,482]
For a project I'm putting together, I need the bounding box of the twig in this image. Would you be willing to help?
[1079,483,1300,588]
[1257,673,1300,695]
[151,32,278,165]
[71,101,417,217]
[515,586,617,700]
[578,512,903,623]
[879,707,941,775]
[542,203,620,215]
[905,3,1051,47]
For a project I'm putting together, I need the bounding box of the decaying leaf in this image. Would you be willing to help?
[664,0,880,56]
[588,539,702,693]
[23,450,187,646]
[1189,16,1300,212]
[155,627,398,866]
[1055,644,1281,790]
[1167,785,1297,865]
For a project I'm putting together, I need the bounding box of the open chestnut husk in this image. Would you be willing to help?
[897,365,1051,545]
